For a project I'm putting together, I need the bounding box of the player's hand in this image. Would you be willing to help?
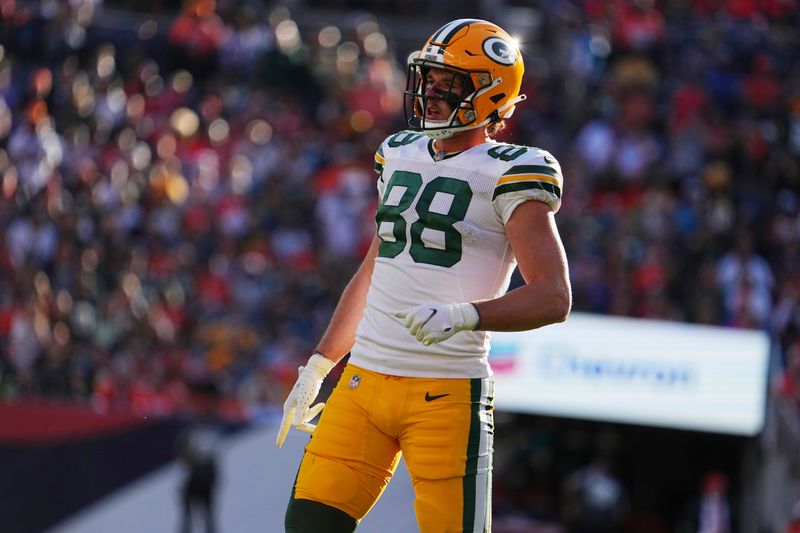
[275,353,336,448]
[395,302,480,346]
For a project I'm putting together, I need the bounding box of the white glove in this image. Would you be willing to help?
[395,302,480,346]
[275,352,336,448]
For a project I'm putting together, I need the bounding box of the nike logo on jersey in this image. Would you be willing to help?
[425,392,450,401]
[421,308,438,327]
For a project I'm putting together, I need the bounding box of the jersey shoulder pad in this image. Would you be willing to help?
[489,144,563,218]
[492,145,563,203]
[384,130,428,149]
[374,143,386,176]
[374,130,428,177]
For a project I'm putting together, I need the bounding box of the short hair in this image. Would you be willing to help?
[487,120,506,138]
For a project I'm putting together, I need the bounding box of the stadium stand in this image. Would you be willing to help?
[1,0,800,531]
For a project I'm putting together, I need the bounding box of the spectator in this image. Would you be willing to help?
[788,497,800,533]
[716,229,774,328]
[168,0,230,80]
[175,381,223,533]
[560,456,631,533]
[677,470,733,533]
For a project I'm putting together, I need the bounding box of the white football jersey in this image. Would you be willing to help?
[349,131,563,378]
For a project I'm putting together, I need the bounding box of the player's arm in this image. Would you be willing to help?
[315,234,380,361]
[396,200,571,345]
[276,235,379,447]
[473,199,571,330]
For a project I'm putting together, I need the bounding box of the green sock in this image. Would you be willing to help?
[284,498,358,532]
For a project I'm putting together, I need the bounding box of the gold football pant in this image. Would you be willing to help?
[292,363,495,533]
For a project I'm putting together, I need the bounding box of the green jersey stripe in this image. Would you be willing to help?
[462,378,483,533]
[492,180,561,200]
[502,164,559,178]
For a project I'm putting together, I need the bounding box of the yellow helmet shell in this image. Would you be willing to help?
[406,19,526,138]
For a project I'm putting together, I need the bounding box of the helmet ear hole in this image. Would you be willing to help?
[489,93,506,104]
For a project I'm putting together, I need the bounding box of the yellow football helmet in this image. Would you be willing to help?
[405,18,526,139]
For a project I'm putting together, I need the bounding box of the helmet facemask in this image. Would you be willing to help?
[404,57,492,140]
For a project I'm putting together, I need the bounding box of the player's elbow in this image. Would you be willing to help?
[518,275,572,328]
[549,280,572,324]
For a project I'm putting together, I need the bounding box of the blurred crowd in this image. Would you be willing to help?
[1,0,799,429]
[0,0,403,420]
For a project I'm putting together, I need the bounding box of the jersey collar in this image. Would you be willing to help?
[427,139,463,162]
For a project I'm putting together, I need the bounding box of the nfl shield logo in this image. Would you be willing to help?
[348,375,361,389]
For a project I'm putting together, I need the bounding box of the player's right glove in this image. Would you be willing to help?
[275,352,336,448]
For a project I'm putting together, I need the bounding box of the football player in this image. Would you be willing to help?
[278,18,571,532]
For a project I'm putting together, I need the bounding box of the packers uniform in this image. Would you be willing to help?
[290,132,563,532]
[351,131,563,379]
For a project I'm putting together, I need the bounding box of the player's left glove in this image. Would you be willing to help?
[275,352,336,448]
[395,302,480,346]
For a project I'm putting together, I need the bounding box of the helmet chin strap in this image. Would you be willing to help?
[423,129,457,140]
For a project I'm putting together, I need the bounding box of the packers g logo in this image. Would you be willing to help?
[482,37,516,66]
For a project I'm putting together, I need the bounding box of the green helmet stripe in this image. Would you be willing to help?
[430,18,483,44]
